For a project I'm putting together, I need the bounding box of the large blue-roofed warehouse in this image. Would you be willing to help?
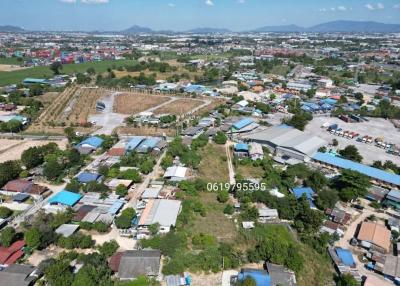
[231,118,259,133]
[125,136,145,152]
[313,152,400,188]
[75,136,104,154]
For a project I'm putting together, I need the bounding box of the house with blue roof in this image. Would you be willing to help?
[137,137,161,153]
[48,190,82,207]
[77,172,102,184]
[232,118,254,130]
[328,247,362,282]
[313,152,400,188]
[125,136,145,152]
[385,189,400,210]
[292,187,317,209]
[76,136,104,152]
[184,84,207,94]
[234,143,249,159]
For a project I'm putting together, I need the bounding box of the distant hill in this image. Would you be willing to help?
[186,27,231,34]
[253,24,305,33]
[0,25,25,32]
[253,21,400,33]
[309,20,400,33]
[121,25,154,34]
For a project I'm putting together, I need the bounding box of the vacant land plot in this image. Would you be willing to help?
[153,98,204,116]
[236,163,265,179]
[35,92,60,107]
[306,116,400,165]
[189,192,236,242]
[113,93,171,114]
[0,64,29,72]
[198,144,229,183]
[28,87,106,134]
[0,139,67,163]
[194,97,226,116]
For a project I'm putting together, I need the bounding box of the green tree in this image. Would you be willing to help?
[25,228,42,249]
[339,145,363,162]
[336,274,358,286]
[50,61,63,75]
[333,169,371,202]
[0,227,16,247]
[0,206,12,219]
[115,184,128,197]
[44,260,73,286]
[97,240,119,257]
[214,131,227,145]
[217,190,229,203]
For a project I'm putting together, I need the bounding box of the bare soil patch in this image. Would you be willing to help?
[153,98,204,116]
[113,93,171,115]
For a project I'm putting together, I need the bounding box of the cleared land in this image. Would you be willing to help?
[113,93,171,114]
[0,64,29,72]
[153,98,204,116]
[0,139,67,163]
[27,87,107,134]
[198,144,229,183]
[35,92,60,107]
[306,116,400,165]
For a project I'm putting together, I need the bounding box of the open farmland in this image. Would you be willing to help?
[0,139,67,163]
[113,93,171,114]
[153,98,205,116]
[27,87,107,134]
[0,59,136,86]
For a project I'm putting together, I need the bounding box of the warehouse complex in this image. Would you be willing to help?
[242,125,327,162]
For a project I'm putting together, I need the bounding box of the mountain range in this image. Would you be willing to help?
[1,21,400,34]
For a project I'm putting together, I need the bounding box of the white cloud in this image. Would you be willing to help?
[394,3,400,8]
[81,0,109,4]
[168,3,175,7]
[365,3,384,10]
[205,0,214,6]
[365,3,375,10]
[238,0,245,3]
[60,0,77,3]
[330,7,336,11]
[337,6,347,11]
[319,8,327,12]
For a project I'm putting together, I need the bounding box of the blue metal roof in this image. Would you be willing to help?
[77,136,104,148]
[49,190,82,207]
[108,200,124,215]
[125,136,145,152]
[235,143,249,152]
[12,193,30,202]
[238,269,270,286]
[77,172,101,183]
[292,187,315,199]
[184,85,206,93]
[321,98,337,105]
[336,248,355,267]
[313,152,400,186]
[23,78,49,84]
[233,118,254,130]
[137,137,161,152]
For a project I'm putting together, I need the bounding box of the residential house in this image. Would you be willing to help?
[249,142,264,161]
[0,264,41,286]
[109,250,161,280]
[0,240,25,266]
[357,222,391,253]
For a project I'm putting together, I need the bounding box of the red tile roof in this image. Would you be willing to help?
[107,148,126,157]
[3,180,32,193]
[0,240,25,265]
[108,252,123,272]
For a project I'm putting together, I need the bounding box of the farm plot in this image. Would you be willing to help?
[0,139,67,163]
[27,87,107,134]
[153,98,204,116]
[113,93,171,114]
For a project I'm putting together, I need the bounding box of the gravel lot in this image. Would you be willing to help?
[306,116,400,165]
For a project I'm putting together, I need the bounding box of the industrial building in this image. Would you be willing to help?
[138,199,181,233]
[242,125,327,163]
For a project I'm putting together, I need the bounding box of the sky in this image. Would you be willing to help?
[1,0,400,31]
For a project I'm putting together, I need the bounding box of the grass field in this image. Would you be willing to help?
[153,98,204,116]
[113,93,171,114]
[0,57,25,65]
[189,192,237,242]
[235,163,265,179]
[198,143,229,183]
[0,59,137,86]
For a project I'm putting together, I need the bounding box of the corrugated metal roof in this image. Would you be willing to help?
[313,152,400,186]
[233,118,254,130]
[48,190,82,206]
[77,136,104,148]
[292,187,315,199]
[125,136,145,151]
[335,248,355,267]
